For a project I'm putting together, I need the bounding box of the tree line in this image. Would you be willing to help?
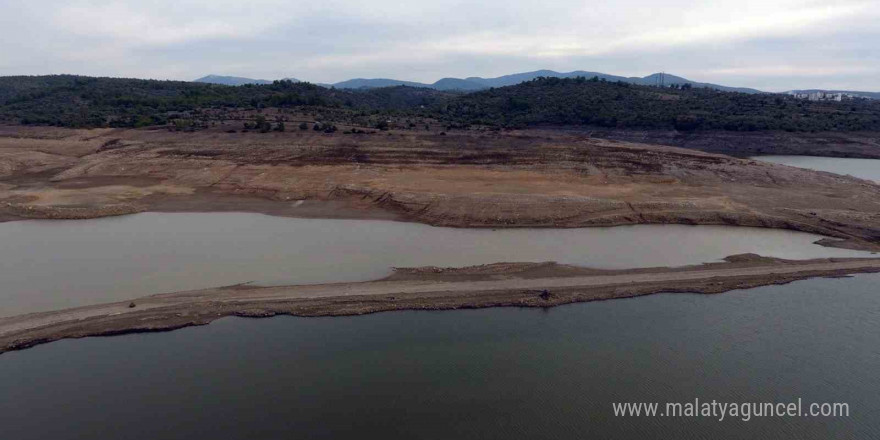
[1,74,879,133]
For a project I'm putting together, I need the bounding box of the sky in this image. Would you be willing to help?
[1,0,878,92]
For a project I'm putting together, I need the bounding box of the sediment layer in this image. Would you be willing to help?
[3,255,879,354]
[1,126,879,250]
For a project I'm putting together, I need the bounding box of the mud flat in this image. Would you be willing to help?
[2,254,879,354]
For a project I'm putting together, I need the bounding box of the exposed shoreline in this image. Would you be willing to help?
[3,190,879,252]
[3,126,880,252]
[3,126,880,251]
[3,254,879,355]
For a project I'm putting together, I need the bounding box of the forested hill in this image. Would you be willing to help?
[438,77,880,132]
[0,75,450,127]
[2,74,879,133]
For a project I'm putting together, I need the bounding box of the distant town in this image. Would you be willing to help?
[787,91,856,102]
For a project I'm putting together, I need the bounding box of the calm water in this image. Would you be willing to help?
[753,155,880,182]
[2,274,878,439]
[0,213,869,316]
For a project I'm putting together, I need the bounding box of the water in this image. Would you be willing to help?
[2,274,878,439]
[752,155,880,182]
[0,212,868,316]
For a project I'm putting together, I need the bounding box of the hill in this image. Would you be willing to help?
[2,74,878,133]
[326,69,763,93]
[194,75,275,86]
[327,77,485,91]
[786,89,880,100]
[195,75,301,86]
[0,75,448,127]
[193,69,764,93]
[432,78,487,91]
[636,73,761,94]
[329,78,427,89]
[437,76,880,131]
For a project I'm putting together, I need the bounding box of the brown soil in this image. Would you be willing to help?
[1,125,879,250]
[2,254,879,354]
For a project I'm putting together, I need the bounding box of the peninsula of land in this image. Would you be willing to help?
[3,254,879,354]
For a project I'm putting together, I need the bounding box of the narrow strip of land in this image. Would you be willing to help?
[2,255,879,355]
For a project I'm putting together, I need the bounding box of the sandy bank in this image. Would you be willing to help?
[2,254,879,354]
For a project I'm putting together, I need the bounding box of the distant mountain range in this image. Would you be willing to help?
[785,89,880,100]
[194,70,764,93]
[318,71,766,93]
[194,75,299,86]
[444,70,763,94]
[193,71,880,99]
[5,74,880,131]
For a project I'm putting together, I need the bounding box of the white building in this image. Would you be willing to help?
[788,91,847,102]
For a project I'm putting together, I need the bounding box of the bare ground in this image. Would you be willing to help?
[2,254,879,354]
[1,125,879,249]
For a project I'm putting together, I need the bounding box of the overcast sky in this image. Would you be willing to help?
[1,0,878,91]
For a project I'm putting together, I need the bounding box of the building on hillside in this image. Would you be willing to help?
[788,91,848,102]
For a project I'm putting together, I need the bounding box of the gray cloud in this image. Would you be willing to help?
[1,0,878,91]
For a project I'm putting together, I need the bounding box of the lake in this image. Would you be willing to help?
[752,155,880,182]
[2,273,878,439]
[0,213,868,316]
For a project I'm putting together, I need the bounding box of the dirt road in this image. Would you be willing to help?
[2,255,879,354]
